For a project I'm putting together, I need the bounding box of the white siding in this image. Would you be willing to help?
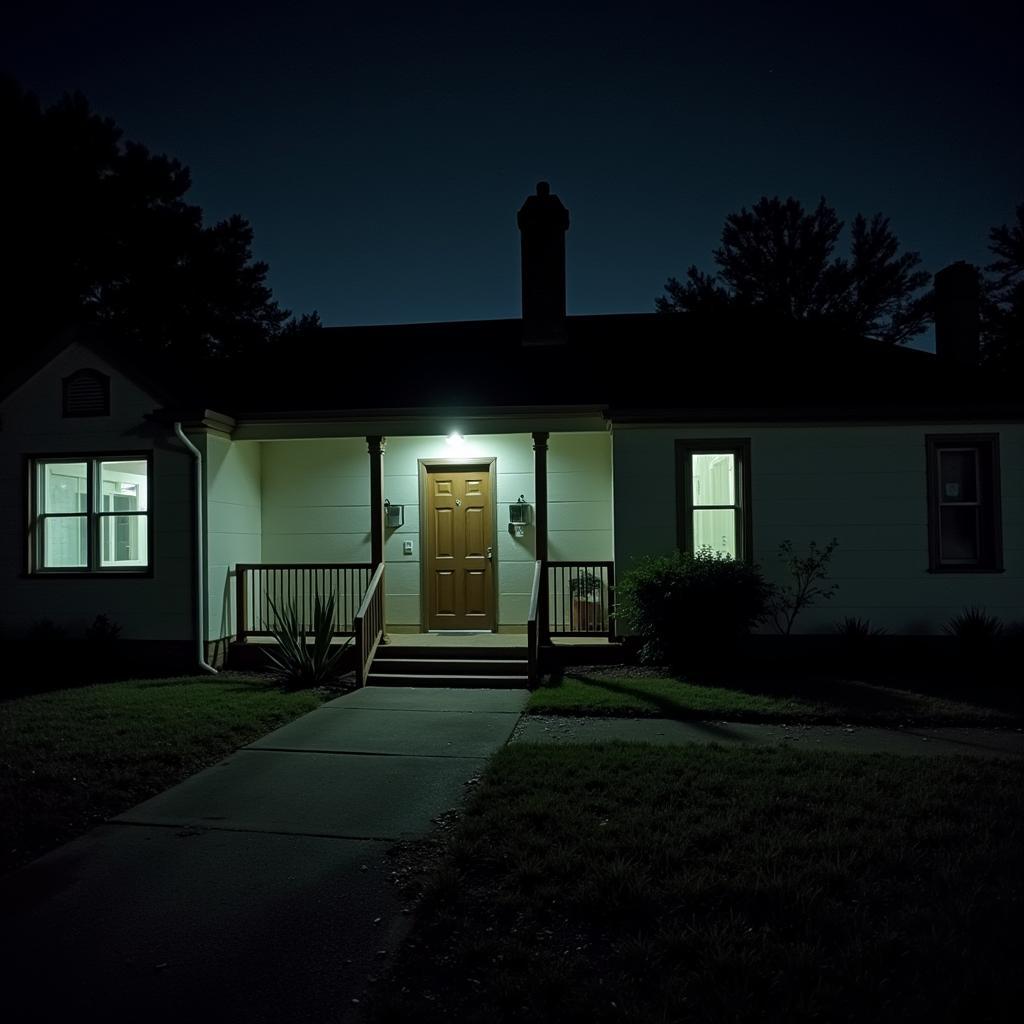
[0,343,194,650]
[613,423,1024,634]
[205,436,261,641]
[257,431,613,628]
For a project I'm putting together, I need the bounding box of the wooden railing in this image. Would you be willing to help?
[527,560,543,686]
[546,560,615,638]
[354,563,386,687]
[235,563,374,641]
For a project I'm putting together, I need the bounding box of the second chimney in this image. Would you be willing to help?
[517,181,570,345]
[934,261,981,366]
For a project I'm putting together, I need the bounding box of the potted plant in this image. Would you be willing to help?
[569,570,604,632]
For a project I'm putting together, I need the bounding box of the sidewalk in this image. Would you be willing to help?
[0,686,527,1024]
[513,715,1024,758]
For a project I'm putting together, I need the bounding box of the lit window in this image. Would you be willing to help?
[926,435,1002,572]
[30,456,150,573]
[676,440,752,560]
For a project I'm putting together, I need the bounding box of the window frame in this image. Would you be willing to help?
[925,433,1003,573]
[25,451,155,578]
[675,438,753,562]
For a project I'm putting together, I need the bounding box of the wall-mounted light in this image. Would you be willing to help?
[384,499,404,529]
[445,431,468,453]
[509,494,532,538]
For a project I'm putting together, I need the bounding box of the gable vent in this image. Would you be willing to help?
[62,368,111,417]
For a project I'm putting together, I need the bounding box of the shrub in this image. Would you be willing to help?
[266,593,351,689]
[943,607,1004,654]
[766,539,840,635]
[834,616,886,675]
[617,549,770,668]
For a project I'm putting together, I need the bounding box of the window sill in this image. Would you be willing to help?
[22,569,153,580]
[926,566,1005,575]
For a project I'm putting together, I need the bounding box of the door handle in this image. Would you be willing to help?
[486,546,493,561]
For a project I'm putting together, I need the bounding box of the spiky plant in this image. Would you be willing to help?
[265,593,350,689]
[942,607,1004,643]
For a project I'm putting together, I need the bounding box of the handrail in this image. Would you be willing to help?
[235,562,373,641]
[527,559,543,687]
[354,563,386,687]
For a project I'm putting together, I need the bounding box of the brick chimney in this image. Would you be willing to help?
[517,182,570,345]
[934,261,980,365]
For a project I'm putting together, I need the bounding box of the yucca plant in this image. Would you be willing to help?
[266,593,351,689]
[942,607,1004,644]
[834,616,886,639]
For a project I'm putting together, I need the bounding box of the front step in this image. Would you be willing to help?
[367,647,529,689]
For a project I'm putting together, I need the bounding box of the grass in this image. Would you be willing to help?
[528,671,1019,726]
[0,673,321,873]
[372,743,1024,1023]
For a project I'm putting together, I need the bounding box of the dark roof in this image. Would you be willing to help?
[4,314,1020,424]
[222,312,1022,423]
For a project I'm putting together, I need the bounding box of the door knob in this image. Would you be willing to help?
[486,546,493,561]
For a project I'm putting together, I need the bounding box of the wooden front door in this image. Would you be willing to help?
[424,463,495,630]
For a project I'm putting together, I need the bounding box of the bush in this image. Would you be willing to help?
[766,538,839,635]
[617,549,770,669]
[943,607,1004,664]
[834,616,886,675]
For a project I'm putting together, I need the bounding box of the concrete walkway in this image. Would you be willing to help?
[514,715,1024,758]
[0,686,527,1024]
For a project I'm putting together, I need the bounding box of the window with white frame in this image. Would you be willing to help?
[925,434,1002,572]
[30,456,151,572]
[675,439,752,561]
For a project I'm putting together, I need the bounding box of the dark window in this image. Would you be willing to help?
[62,369,110,417]
[675,439,753,561]
[925,434,1002,572]
[28,455,151,574]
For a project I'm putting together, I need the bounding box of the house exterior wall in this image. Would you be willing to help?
[612,422,1023,634]
[257,431,613,629]
[204,435,261,644]
[0,344,195,661]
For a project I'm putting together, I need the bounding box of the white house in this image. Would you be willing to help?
[1,184,1020,682]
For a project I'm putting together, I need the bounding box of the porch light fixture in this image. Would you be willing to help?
[445,431,468,452]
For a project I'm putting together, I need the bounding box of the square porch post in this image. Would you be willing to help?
[533,431,550,642]
[367,435,386,567]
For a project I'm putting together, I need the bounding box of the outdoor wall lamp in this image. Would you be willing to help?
[384,499,404,529]
[509,494,532,538]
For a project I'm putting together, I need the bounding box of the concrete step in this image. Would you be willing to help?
[375,645,524,661]
[365,672,529,689]
[370,657,528,676]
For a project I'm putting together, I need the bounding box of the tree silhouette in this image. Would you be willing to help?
[2,76,291,365]
[981,202,1024,373]
[658,196,931,344]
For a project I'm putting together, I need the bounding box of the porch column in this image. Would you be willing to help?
[367,435,386,567]
[532,431,549,559]
[533,431,550,644]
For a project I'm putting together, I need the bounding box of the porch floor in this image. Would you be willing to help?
[384,633,614,648]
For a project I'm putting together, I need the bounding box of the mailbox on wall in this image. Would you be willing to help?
[384,499,404,530]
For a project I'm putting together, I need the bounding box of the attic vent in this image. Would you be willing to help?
[62,369,110,418]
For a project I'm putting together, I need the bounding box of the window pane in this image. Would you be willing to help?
[43,516,87,567]
[99,460,149,512]
[940,506,979,562]
[939,449,977,504]
[692,453,735,507]
[100,515,149,567]
[42,462,88,513]
[693,508,737,558]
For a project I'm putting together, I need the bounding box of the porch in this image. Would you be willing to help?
[208,418,617,682]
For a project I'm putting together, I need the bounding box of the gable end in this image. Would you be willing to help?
[62,368,111,418]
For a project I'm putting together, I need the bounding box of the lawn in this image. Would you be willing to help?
[528,670,1019,726]
[372,743,1024,1023]
[0,673,321,873]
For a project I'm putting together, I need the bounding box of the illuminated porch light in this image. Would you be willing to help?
[445,431,468,452]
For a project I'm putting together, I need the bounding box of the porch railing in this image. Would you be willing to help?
[235,563,374,640]
[546,560,615,639]
[354,563,386,686]
[527,560,543,686]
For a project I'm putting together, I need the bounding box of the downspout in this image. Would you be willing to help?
[174,422,218,675]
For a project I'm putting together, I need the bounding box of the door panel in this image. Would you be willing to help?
[425,464,495,630]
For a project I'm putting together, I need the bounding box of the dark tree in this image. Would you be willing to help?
[658,196,931,344]
[981,203,1024,373]
[2,76,291,365]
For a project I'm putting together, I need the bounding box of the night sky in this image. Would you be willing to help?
[5,1,1022,347]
